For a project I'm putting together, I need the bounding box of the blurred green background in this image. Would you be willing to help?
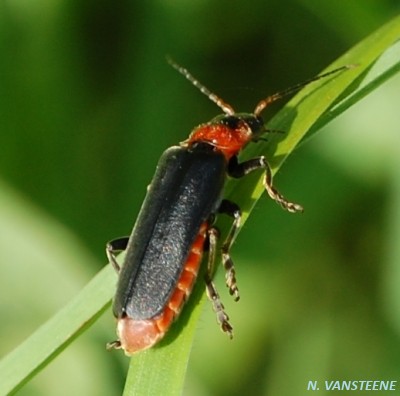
[1,1,400,395]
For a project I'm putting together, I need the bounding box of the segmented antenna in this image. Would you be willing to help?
[253,64,356,116]
[168,57,355,118]
[167,56,235,116]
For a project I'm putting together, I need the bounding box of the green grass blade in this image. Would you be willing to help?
[1,14,399,396]
[0,265,115,395]
[305,29,400,142]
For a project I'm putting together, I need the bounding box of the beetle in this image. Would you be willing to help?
[106,59,351,355]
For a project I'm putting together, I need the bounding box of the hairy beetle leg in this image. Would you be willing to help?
[228,155,303,213]
[219,199,241,301]
[262,157,303,213]
[106,237,129,273]
[205,227,233,338]
[106,339,122,351]
[106,237,128,350]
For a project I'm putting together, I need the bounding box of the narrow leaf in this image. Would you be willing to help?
[1,15,399,396]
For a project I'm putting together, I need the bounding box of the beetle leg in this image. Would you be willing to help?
[106,237,129,273]
[228,155,303,213]
[205,226,233,338]
[218,199,241,301]
[106,340,122,351]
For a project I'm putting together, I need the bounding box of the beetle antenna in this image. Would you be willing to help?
[167,56,235,116]
[253,64,357,116]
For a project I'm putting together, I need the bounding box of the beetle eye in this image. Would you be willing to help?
[245,116,264,134]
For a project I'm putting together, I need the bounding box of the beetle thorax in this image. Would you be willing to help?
[183,120,252,159]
